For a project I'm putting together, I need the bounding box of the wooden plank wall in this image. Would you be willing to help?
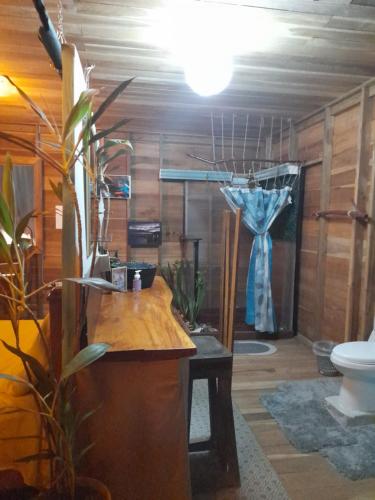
[293,87,375,343]
[297,123,324,341]
[2,88,373,339]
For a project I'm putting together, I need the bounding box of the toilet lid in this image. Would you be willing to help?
[333,341,375,365]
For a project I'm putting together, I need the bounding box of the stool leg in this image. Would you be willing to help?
[215,375,240,487]
[187,378,193,441]
[207,378,217,449]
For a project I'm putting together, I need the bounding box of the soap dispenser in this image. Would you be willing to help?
[133,270,142,292]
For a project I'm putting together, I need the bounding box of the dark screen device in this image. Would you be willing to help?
[128,221,162,248]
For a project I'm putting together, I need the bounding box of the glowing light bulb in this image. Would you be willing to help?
[184,52,233,97]
[0,76,16,97]
[145,1,288,96]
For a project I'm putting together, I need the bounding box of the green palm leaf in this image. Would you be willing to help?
[91,78,134,124]
[62,89,97,143]
[2,153,15,221]
[0,191,14,237]
[60,343,110,381]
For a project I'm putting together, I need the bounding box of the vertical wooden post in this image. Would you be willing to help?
[33,158,44,254]
[127,132,134,261]
[47,286,62,379]
[222,210,231,347]
[219,211,229,343]
[345,86,369,342]
[288,122,297,161]
[61,44,82,365]
[158,134,164,266]
[315,108,333,339]
[219,213,226,342]
[359,96,375,340]
[227,208,241,352]
[124,153,129,261]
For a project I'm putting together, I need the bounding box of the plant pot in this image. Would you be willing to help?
[7,477,112,500]
[122,261,156,290]
[75,476,112,500]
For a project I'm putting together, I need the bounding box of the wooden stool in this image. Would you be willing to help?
[188,335,240,488]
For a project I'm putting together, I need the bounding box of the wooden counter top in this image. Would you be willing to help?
[87,276,196,361]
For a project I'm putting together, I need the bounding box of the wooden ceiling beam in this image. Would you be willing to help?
[212,0,375,18]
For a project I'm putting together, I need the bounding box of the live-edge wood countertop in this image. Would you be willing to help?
[87,276,196,361]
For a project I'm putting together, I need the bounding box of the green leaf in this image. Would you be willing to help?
[15,210,35,244]
[100,148,132,167]
[91,78,134,124]
[0,373,33,390]
[1,341,54,397]
[0,231,11,263]
[2,76,56,135]
[0,191,14,237]
[49,179,63,202]
[2,153,15,221]
[82,119,92,154]
[77,406,100,429]
[97,139,133,157]
[61,343,110,381]
[89,118,131,144]
[65,277,123,292]
[62,89,97,143]
[75,441,96,465]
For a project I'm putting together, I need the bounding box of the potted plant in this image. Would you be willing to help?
[0,77,133,498]
[161,260,205,331]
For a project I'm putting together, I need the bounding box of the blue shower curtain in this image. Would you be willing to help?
[221,186,292,333]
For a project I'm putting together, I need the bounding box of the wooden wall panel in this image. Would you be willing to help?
[359,97,375,339]
[0,123,62,287]
[128,134,160,264]
[2,84,373,339]
[102,142,129,261]
[297,158,321,341]
[298,122,324,162]
[295,120,323,342]
[295,90,374,343]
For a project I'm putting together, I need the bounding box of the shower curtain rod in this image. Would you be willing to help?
[159,163,300,184]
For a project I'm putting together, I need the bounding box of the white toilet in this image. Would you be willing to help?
[325,328,375,420]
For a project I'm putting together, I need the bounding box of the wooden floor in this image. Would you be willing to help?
[232,336,375,500]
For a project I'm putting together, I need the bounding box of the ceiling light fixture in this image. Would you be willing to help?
[147,2,287,97]
[183,52,233,97]
[0,76,17,97]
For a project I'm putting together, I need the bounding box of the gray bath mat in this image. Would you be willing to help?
[260,379,375,480]
[191,380,289,499]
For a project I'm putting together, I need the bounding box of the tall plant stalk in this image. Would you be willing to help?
[0,76,134,497]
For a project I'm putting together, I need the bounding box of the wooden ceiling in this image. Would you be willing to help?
[2,0,375,136]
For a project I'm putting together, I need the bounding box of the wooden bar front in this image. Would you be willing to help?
[78,277,196,500]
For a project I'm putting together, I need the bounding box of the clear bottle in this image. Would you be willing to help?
[133,270,142,292]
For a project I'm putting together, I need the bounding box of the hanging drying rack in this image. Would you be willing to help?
[159,113,304,187]
[187,154,303,166]
[190,113,303,188]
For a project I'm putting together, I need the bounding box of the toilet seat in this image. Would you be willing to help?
[332,341,375,366]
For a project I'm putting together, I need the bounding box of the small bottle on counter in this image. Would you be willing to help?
[133,270,142,292]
